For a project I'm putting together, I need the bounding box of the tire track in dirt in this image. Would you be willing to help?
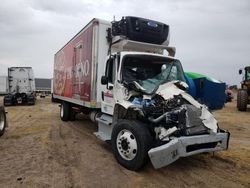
[0,97,250,188]
[49,121,78,188]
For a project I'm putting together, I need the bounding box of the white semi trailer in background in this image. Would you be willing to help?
[4,67,36,106]
[0,76,8,95]
[53,16,230,170]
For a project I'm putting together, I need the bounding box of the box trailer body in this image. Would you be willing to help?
[0,76,8,95]
[4,67,36,106]
[53,19,110,108]
[53,17,229,170]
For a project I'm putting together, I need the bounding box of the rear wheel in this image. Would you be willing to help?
[3,95,12,106]
[0,107,7,137]
[60,102,70,121]
[237,90,248,111]
[27,96,36,105]
[111,120,153,171]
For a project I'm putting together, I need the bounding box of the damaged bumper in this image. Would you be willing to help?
[148,130,230,169]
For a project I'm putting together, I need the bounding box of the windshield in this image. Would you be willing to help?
[122,55,185,94]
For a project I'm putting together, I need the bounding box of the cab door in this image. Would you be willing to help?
[101,57,117,115]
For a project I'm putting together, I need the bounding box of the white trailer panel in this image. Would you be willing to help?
[0,76,7,94]
[8,67,35,94]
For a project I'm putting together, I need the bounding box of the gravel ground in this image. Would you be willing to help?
[0,96,249,188]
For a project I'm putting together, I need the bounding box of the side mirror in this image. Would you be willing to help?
[101,76,108,85]
[239,69,242,75]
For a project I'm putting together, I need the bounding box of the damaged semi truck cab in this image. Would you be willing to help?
[99,51,229,170]
[53,17,230,170]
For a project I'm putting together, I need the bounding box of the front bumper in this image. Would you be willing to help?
[148,130,230,169]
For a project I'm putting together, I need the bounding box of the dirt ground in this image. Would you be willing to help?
[0,96,249,188]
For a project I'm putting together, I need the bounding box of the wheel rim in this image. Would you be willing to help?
[60,105,64,118]
[116,129,138,161]
[0,112,5,131]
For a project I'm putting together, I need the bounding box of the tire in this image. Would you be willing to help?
[237,90,248,111]
[111,120,153,171]
[60,102,70,121]
[28,97,36,105]
[0,107,7,137]
[3,95,12,106]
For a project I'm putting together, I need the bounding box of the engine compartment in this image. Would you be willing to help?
[115,78,219,146]
[129,93,209,138]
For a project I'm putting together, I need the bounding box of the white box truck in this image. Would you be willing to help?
[53,16,230,170]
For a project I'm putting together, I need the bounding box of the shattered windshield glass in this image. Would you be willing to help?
[122,55,185,94]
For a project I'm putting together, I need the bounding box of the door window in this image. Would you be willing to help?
[105,58,116,84]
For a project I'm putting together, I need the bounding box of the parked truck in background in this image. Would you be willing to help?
[4,67,36,106]
[237,66,250,111]
[53,16,230,170]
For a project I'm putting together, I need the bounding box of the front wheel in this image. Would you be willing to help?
[237,90,248,111]
[0,107,7,137]
[111,120,153,171]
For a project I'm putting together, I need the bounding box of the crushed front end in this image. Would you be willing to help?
[148,130,229,169]
[115,54,230,169]
[118,81,230,169]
